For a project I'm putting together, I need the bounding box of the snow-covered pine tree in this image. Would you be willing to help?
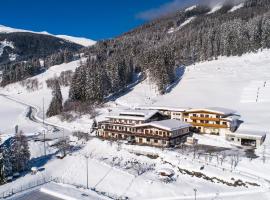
[11,131,30,173]
[0,138,4,184]
[2,144,13,180]
[46,79,63,117]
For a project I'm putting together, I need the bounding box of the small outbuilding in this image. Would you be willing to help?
[226,130,266,148]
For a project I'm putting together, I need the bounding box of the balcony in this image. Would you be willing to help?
[190,116,221,121]
[190,122,228,128]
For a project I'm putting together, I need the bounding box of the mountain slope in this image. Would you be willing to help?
[0,25,96,47]
[115,49,270,131]
[70,0,270,104]
[0,32,82,65]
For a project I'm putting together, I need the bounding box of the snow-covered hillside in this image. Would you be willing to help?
[0,59,93,135]
[229,3,245,12]
[207,4,223,14]
[2,49,270,200]
[115,50,270,132]
[0,24,96,47]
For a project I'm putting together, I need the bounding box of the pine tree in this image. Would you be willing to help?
[46,80,63,117]
[0,138,4,184]
[11,131,30,173]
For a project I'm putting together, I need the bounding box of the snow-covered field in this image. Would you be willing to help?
[0,96,40,141]
[1,50,270,199]
[0,59,94,136]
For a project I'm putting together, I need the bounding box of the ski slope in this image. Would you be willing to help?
[229,3,245,12]
[116,49,270,132]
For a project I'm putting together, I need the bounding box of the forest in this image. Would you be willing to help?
[69,0,270,104]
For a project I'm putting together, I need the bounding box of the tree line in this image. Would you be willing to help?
[0,131,30,184]
[68,0,270,105]
[1,49,78,87]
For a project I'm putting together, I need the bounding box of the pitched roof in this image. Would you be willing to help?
[231,130,267,138]
[138,106,188,112]
[107,109,160,121]
[187,107,237,115]
[134,119,191,131]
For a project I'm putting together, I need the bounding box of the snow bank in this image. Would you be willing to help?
[40,182,109,200]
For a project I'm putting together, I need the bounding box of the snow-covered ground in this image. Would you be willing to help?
[1,138,270,200]
[0,95,41,141]
[116,49,270,132]
[0,59,93,139]
[1,50,270,199]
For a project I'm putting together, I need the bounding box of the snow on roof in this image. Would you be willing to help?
[223,115,241,121]
[229,130,267,139]
[134,119,191,131]
[138,106,188,112]
[187,107,237,115]
[107,109,160,121]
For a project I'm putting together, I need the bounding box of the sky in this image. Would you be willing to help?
[0,0,192,41]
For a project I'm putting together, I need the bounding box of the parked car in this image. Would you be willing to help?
[13,172,20,178]
[6,176,13,182]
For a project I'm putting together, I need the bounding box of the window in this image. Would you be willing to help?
[231,138,234,141]
[185,119,188,122]
[145,130,149,134]
[222,122,227,125]
[193,114,196,117]
[200,114,204,117]
[154,139,158,143]
[216,121,220,124]
[156,131,159,135]
[206,115,209,118]
[146,138,150,142]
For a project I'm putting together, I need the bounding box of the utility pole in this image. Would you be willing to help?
[193,188,197,200]
[42,97,46,157]
[43,129,46,156]
[85,155,89,189]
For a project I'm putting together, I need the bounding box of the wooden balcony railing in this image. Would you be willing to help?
[190,116,221,121]
[190,122,228,128]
